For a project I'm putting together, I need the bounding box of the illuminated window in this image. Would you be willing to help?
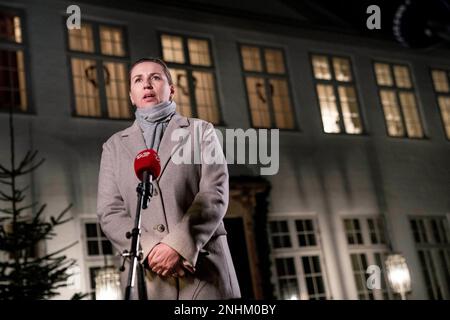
[67,22,130,119]
[68,23,94,53]
[160,33,221,124]
[71,58,101,117]
[161,34,185,64]
[374,62,424,138]
[311,54,363,134]
[99,26,126,56]
[240,45,296,129]
[0,8,28,112]
[269,218,330,300]
[187,38,211,66]
[0,10,22,43]
[430,69,450,139]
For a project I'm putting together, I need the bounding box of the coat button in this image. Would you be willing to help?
[154,224,165,232]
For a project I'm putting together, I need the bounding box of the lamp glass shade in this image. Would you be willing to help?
[385,254,411,295]
[95,266,122,300]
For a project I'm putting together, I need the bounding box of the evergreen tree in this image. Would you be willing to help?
[0,103,80,299]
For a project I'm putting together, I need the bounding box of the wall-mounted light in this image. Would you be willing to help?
[95,266,122,300]
[385,253,411,300]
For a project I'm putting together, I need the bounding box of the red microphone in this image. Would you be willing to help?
[134,149,161,181]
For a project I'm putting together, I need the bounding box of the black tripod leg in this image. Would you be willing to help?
[137,262,148,300]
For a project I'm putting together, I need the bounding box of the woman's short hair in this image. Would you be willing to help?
[128,57,173,86]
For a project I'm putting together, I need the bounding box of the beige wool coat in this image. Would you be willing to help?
[97,113,241,299]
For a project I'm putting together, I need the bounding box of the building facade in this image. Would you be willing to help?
[0,0,449,300]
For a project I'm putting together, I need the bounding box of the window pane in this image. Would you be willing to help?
[398,92,423,138]
[0,49,27,111]
[269,78,294,129]
[241,45,262,72]
[379,90,404,136]
[85,223,98,237]
[264,48,285,74]
[431,70,449,93]
[301,256,326,300]
[333,57,352,82]
[312,55,331,80]
[270,221,291,248]
[188,38,211,66]
[374,63,393,86]
[68,23,94,53]
[338,85,362,134]
[437,96,450,139]
[87,240,99,255]
[393,65,412,89]
[99,26,125,56]
[170,68,192,117]
[316,84,340,133]
[0,12,22,43]
[275,258,299,300]
[103,62,131,119]
[350,253,373,300]
[344,219,364,245]
[71,58,101,117]
[246,76,271,127]
[101,240,113,255]
[161,34,185,64]
[192,71,219,123]
[295,220,317,247]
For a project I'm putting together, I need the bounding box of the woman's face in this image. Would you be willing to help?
[129,61,174,108]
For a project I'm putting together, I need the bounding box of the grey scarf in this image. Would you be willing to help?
[135,101,177,151]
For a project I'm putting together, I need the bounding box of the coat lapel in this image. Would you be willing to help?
[121,115,190,181]
[119,120,147,161]
[157,113,190,180]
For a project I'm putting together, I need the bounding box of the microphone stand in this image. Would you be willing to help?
[120,171,153,300]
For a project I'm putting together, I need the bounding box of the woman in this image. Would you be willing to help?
[97,58,240,299]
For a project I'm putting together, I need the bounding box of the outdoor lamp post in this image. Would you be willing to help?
[385,253,411,300]
[95,266,122,300]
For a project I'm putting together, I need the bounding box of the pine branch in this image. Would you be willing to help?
[50,204,74,226]
[32,241,78,264]
[0,179,12,186]
[13,202,39,214]
[31,204,46,224]
[0,208,14,215]
[14,161,45,178]
[0,190,13,202]
[0,164,12,177]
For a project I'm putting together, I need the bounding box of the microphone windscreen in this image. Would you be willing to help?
[134,149,161,181]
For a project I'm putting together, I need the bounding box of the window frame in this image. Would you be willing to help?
[238,42,298,130]
[429,67,450,141]
[372,60,426,139]
[409,215,450,300]
[342,215,396,300]
[268,216,331,300]
[0,6,33,114]
[63,18,132,120]
[81,221,114,259]
[309,52,366,135]
[157,31,224,126]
